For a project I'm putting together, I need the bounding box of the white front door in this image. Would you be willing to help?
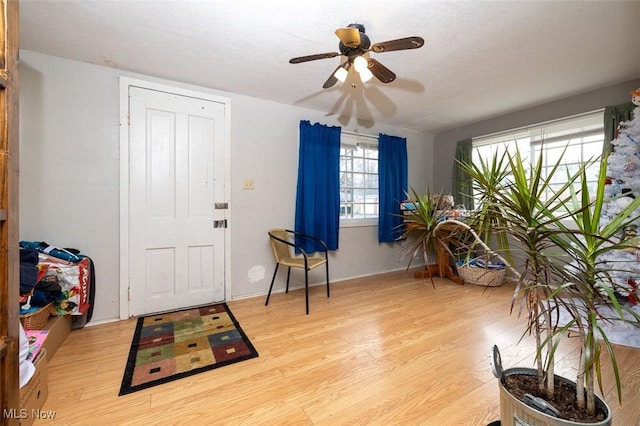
[121,80,229,317]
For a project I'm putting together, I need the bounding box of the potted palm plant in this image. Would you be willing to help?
[458,146,640,425]
[398,187,451,271]
[538,153,640,421]
[399,186,513,286]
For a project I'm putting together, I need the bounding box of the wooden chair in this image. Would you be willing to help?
[265,229,330,314]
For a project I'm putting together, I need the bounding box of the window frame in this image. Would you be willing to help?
[471,110,605,215]
[339,132,379,228]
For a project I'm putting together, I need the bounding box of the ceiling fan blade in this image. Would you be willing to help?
[371,36,424,53]
[367,58,396,84]
[323,73,338,89]
[323,60,351,89]
[289,52,340,64]
[335,27,361,48]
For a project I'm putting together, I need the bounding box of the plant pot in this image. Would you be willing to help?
[499,368,611,426]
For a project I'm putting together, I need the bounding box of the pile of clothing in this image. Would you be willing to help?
[19,248,64,315]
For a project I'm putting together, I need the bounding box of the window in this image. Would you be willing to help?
[472,110,604,209]
[340,133,379,224]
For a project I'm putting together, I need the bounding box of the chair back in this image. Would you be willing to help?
[269,229,293,263]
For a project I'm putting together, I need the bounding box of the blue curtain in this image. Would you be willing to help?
[295,121,341,252]
[378,133,408,243]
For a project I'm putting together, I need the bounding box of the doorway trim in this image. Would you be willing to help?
[118,77,232,320]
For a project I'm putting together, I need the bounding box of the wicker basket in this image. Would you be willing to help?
[457,264,505,287]
[20,302,53,330]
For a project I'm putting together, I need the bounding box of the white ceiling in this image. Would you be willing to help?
[19,0,640,134]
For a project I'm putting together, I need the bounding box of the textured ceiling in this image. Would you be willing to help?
[19,0,640,134]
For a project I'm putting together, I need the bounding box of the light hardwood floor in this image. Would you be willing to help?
[37,271,640,425]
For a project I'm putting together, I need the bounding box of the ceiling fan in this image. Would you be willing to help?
[289,23,424,89]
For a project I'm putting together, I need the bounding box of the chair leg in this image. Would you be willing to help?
[325,261,330,298]
[265,263,279,306]
[304,268,309,315]
[285,267,291,293]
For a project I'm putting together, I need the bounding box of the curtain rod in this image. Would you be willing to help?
[342,130,378,139]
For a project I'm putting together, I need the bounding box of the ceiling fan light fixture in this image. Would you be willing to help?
[359,67,373,83]
[334,66,349,83]
[353,55,368,73]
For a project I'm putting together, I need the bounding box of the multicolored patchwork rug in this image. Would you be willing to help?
[118,303,258,396]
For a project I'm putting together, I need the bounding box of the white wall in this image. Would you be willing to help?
[19,50,433,323]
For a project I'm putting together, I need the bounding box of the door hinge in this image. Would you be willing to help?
[213,219,227,228]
